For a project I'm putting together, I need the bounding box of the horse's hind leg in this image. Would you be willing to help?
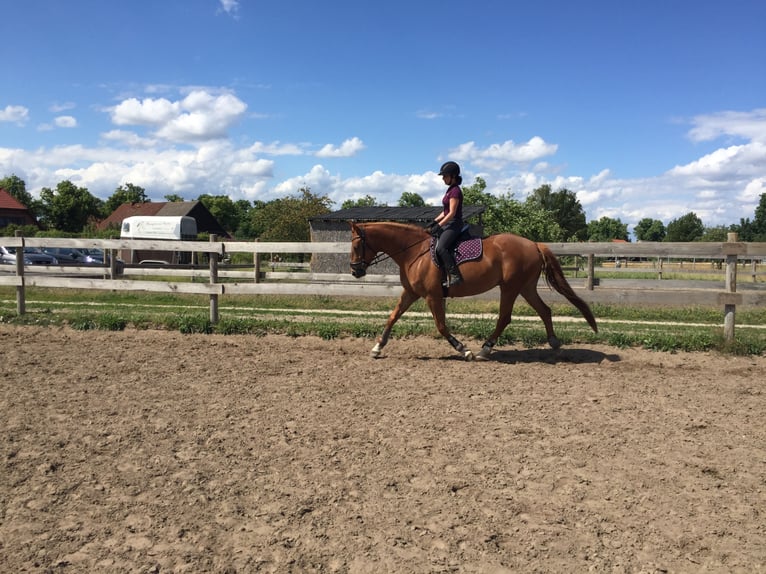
[371,289,420,358]
[520,282,560,350]
[477,286,519,360]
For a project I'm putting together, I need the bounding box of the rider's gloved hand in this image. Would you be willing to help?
[426,221,442,236]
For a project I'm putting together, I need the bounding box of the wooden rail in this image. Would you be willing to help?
[1,234,764,342]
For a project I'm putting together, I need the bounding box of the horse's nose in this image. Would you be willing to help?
[351,267,366,278]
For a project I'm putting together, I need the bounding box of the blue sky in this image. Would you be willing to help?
[1,0,765,233]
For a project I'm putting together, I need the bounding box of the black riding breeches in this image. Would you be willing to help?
[436,221,462,270]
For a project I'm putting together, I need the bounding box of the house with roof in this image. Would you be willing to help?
[97,200,230,238]
[0,188,38,229]
[308,205,485,274]
[96,200,231,266]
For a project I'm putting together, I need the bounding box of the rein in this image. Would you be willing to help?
[352,226,430,271]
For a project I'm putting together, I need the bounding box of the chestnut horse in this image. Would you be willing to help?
[349,221,597,360]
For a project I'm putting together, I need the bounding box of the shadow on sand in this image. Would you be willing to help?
[419,347,621,364]
[489,346,621,365]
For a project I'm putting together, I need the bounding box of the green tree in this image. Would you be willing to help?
[38,180,103,232]
[665,212,704,242]
[341,195,385,209]
[700,225,730,242]
[231,199,255,239]
[736,192,766,241]
[462,177,503,235]
[587,216,629,242]
[198,194,244,235]
[500,197,564,242]
[526,184,587,241]
[755,192,766,237]
[633,217,666,242]
[104,183,149,216]
[398,191,426,207]
[462,178,562,240]
[734,217,756,241]
[250,187,333,242]
[164,193,185,202]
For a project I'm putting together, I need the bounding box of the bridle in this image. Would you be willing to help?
[350,225,430,277]
[350,227,387,277]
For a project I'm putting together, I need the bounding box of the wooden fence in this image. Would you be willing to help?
[1,234,764,341]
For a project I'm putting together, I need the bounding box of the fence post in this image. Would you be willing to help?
[723,232,738,342]
[109,248,118,279]
[209,234,219,324]
[14,231,25,315]
[254,238,261,284]
[586,254,595,290]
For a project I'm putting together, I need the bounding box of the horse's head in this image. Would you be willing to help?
[349,222,372,278]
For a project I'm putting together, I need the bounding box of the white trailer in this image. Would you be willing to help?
[120,216,198,265]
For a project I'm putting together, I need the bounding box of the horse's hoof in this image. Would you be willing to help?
[476,349,491,361]
[463,350,475,361]
[370,343,383,358]
[548,336,561,350]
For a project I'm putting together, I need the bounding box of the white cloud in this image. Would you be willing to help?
[219,0,239,15]
[688,108,766,143]
[0,139,275,202]
[448,137,558,170]
[55,116,77,128]
[100,129,158,148]
[2,93,764,232]
[111,97,179,126]
[739,178,765,203]
[267,165,444,207]
[110,90,247,143]
[247,141,305,156]
[0,105,29,125]
[315,137,365,158]
[49,102,76,113]
[668,142,766,185]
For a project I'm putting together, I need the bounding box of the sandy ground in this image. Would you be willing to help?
[1,325,765,573]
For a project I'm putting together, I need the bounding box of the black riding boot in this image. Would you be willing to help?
[440,251,463,288]
[447,266,463,287]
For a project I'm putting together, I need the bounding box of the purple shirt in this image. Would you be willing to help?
[442,185,463,221]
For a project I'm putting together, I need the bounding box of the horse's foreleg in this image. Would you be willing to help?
[426,296,474,360]
[477,287,519,360]
[521,283,560,350]
[371,289,420,358]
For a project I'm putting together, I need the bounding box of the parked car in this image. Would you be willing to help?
[0,246,58,265]
[82,248,126,274]
[42,247,102,265]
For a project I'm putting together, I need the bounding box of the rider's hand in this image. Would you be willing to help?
[426,221,442,236]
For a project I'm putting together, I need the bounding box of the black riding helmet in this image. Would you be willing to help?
[438,161,461,177]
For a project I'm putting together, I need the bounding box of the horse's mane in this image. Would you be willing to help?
[362,221,424,231]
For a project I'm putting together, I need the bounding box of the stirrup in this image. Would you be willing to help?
[444,270,463,288]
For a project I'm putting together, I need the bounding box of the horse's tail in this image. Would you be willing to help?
[537,244,598,333]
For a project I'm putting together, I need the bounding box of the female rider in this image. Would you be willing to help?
[430,161,464,287]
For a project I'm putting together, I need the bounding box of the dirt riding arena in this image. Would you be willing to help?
[1,325,765,573]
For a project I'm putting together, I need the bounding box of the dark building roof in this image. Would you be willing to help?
[97,203,163,228]
[309,205,485,223]
[0,189,30,211]
[97,201,231,238]
[0,189,38,227]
